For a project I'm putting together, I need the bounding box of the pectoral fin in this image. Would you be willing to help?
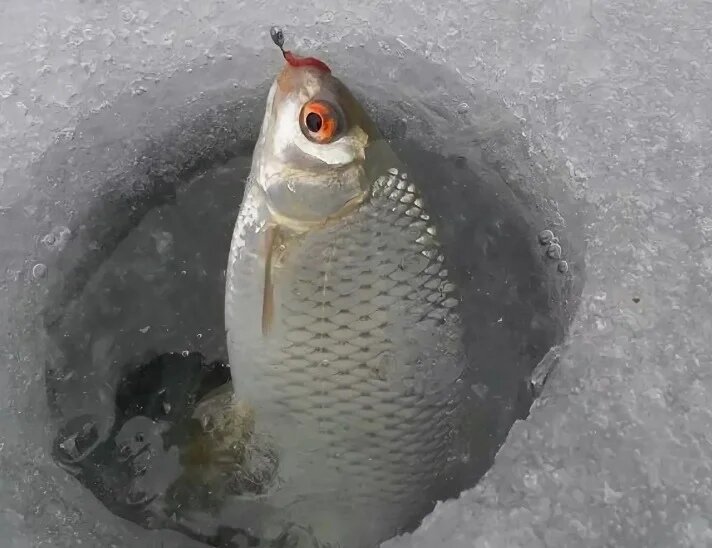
[262,224,281,336]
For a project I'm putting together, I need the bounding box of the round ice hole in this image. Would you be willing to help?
[6,42,584,547]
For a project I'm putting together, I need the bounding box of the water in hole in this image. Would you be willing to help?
[46,110,561,547]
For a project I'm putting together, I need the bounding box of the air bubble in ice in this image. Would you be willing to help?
[546,243,562,260]
[42,225,72,251]
[317,11,335,23]
[32,263,47,279]
[537,229,554,245]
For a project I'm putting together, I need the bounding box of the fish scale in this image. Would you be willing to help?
[225,166,470,546]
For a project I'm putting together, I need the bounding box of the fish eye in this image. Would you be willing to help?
[299,100,340,144]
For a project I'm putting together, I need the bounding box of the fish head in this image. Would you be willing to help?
[252,50,393,229]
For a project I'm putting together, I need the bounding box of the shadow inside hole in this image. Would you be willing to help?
[45,132,568,545]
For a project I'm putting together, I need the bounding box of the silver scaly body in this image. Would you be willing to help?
[225,165,469,547]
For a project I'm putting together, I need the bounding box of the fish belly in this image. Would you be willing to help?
[225,171,468,546]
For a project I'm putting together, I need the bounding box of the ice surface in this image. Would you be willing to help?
[1,0,712,547]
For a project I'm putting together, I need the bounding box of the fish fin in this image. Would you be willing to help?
[262,224,281,336]
[321,191,368,227]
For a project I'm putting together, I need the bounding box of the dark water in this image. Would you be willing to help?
[46,137,565,546]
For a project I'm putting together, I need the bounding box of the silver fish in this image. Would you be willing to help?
[224,42,471,547]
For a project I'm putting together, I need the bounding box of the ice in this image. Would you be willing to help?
[2,0,712,547]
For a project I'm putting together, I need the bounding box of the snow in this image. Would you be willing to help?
[1,0,712,547]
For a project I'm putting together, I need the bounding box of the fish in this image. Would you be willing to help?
[222,34,472,548]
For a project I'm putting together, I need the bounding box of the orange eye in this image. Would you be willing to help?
[299,100,340,144]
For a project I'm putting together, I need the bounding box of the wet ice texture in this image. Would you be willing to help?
[1,0,712,547]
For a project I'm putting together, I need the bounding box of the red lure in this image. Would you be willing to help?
[270,26,331,73]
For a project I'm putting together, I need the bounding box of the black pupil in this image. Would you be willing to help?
[306,112,323,133]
